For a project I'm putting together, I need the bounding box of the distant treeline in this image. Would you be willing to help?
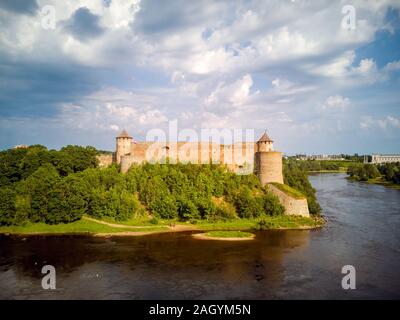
[0,145,320,226]
[347,162,400,184]
[284,158,359,172]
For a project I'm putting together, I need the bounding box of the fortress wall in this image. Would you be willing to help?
[266,184,310,217]
[125,141,256,167]
[255,151,284,185]
[97,154,113,168]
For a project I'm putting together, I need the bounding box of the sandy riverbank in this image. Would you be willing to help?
[192,232,255,241]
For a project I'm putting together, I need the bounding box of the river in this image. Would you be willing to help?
[0,173,399,299]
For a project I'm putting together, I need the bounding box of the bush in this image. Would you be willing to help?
[214,203,237,220]
[262,192,285,216]
[150,195,178,219]
[176,197,200,221]
[230,187,264,219]
[195,198,217,219]
[149,217,159,225]
[255,218,272,230]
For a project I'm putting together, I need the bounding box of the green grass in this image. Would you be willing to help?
[0,214,324,236]
[0,219,167,235]
[203,230,254,238]
[269,182,305,199]
[97,216,160,226]
[255,215,323,229]
[196,215,323,231]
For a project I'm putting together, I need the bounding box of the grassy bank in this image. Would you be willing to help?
[269,182,305,199]
[0,214,324,236]
[196,215,324,231]
[308,168,347,173]
[0,219,167,235]
[348,176,400,190]
[194,230,255,240]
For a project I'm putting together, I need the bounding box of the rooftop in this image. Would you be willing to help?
[117,130,132,139]
[257,131,273,143]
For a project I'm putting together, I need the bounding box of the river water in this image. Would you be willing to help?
[0,173,399,299]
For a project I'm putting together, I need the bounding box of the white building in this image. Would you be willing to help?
[370,154,400,164]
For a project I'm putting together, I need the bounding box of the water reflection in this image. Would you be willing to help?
[0,230,311,299]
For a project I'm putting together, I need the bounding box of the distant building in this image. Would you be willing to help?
[295,154,345,161]
[13,145,28,149]
[369,154,400,164]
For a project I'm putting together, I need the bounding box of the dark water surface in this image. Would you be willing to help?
[0,173,399,299]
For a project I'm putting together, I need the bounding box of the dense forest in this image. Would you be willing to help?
[0,145,320,226]
[347,162,400,184]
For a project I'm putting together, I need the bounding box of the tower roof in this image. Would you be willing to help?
[257,131,273,143]
[117,129,132,139]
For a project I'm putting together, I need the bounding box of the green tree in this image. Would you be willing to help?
[24,164,61,223]
[47,175,90,224]
[0,187,16,225]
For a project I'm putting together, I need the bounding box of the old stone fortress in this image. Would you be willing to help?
[98,130,310,217]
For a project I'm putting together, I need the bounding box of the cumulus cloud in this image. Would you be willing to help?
[205,74,258,109]
[0,0,400,153]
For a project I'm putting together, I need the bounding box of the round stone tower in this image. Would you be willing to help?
[116,130,132,164]
[255,131,284,185]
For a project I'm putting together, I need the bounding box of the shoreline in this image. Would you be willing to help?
[0,215,325,237]
[192,232,255,241]
[0,221,324,237]
[308,170,346,174]
[347,176,400,190]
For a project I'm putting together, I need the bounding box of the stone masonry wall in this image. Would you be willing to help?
[266,184,310,217]
[97,154,114,168]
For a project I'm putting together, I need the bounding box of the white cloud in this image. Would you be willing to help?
[321,95,351,110]
[205,74,258,109]
[109,124,120,131]
[360,115,400,130]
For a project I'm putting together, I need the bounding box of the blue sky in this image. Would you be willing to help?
[0,0,399,154]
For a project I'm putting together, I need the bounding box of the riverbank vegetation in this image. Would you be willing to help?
[347,162,400,188]
[0,145,323,233]
[283,159,322,215]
